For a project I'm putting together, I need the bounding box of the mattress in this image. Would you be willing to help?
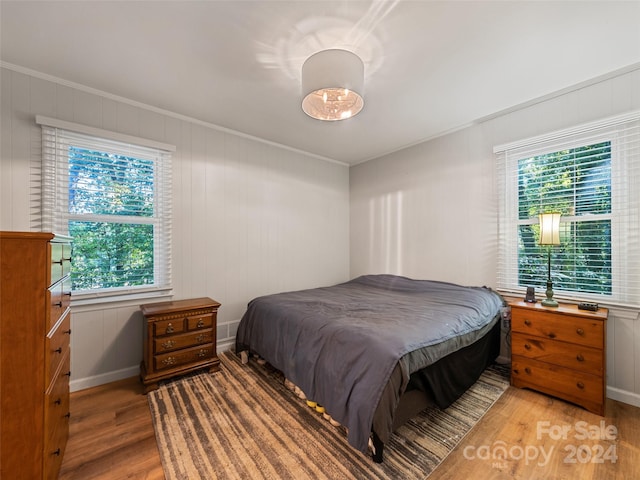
[235,274,504,453]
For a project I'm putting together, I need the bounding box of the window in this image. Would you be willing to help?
[496,111,640,307]
[37,116,174,303]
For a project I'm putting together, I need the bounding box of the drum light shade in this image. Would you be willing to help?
[538,212,562,307]
[538,212,561,246]
[301,49,364,121]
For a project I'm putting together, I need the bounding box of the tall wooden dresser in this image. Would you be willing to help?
[0,232,72,479]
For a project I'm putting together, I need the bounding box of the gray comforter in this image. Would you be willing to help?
[235,274,503,453]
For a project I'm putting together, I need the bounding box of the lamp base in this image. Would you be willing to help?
[542,279,558,307]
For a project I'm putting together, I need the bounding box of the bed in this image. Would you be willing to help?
[235,274,504,462]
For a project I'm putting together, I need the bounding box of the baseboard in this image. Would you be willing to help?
[607,386,640,409]
[217,340,234,353]
[70,365,140,392]
[495,355,511,365]
[70,342,236,392]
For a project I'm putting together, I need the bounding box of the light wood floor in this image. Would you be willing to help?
[59,376,640,479]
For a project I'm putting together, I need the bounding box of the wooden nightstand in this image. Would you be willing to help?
[510,300,608,416]
[140,297,221,392]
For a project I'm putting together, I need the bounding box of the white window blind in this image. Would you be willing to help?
[495,110,640,308]
[37,116,174,303]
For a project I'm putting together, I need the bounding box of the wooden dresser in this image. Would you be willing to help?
[140,297,221,392]
[0,231,72,479]
[510,300,608,415]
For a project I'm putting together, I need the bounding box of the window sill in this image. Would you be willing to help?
[71,288,173,312]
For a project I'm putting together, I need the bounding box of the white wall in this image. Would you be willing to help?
[0,66,350,391]
[350,126,496,286]
[350,66,640,408]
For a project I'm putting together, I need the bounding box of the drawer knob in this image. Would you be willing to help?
[54,398,61,405]
[165,323,174,334]
[64,329,72,335]
[524,319,532,326]
[65,371,71,377]
[52,448,61,456]
[196,349,208,358]
[196,320,205,328]
[196,334,206,343]
[548,332,556,339]
[161,340,176,350]
[576,328,585,336]
[162,357,176,366]
[54,347,62,354]
[65,412,71,419]
[524,367,532,375]
[54,301,63,308]
[576,353,585,362]
[577,381,585,390]
[524,343,531,350]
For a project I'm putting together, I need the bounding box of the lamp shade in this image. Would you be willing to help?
[539,213,561,246]
[301,49,364,121]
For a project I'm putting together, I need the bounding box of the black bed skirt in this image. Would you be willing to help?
[406,319,502,409]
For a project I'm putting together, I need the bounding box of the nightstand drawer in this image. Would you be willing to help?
[154,344,214,371]
[511,308,604,348]
[154,329,213,353]
[512,356,603,407]
[153,318,186,337]
[187,313,214,330]
[512,332,603,373]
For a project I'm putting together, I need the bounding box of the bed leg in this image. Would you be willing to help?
[371,431,384,463]
[240,350,249,365]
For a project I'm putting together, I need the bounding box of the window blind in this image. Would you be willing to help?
[495,110,640,307]
[37,118,173,302]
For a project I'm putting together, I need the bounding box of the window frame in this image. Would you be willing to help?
[36,116,174,305]
[495,110,640,308]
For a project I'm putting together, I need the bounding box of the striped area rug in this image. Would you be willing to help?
[148,351,509,479]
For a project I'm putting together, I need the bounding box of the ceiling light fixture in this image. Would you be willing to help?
[301,49,364,121]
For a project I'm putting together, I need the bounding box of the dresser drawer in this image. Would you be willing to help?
[153,318,186,337]
[511,308,604,349]
[512,356,603,407]
[512,332,603,373]
[50,242,72,286]
[47,277,72,332]
[44,350,70,478]
[154,344,214,371]
[154,329,213,354]
[46,310,71,387]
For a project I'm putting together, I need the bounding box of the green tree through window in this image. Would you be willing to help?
[68,147,156,290]
[517,142,612,295]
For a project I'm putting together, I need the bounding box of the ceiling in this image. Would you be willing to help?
[2,1,639,165]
